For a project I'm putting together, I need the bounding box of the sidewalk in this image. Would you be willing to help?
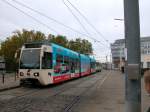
[71,70,150,112]
[0,73,20,92]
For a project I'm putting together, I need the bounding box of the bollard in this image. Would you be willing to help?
[2,71,5,84]
[14,72,17,81]
[0,62,6,84]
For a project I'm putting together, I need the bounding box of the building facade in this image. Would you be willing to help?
[111,39,125,69]
[111,37,150,69]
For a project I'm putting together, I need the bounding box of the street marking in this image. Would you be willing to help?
[96,71,111,89]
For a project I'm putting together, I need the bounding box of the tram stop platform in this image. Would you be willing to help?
[0,73,20,92]
[70,70,150,112]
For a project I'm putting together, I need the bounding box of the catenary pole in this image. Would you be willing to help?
[124,0,141,112]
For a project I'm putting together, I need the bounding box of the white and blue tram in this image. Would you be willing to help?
[18,42,101,85]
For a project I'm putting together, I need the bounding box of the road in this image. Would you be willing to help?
[0,71,109,112]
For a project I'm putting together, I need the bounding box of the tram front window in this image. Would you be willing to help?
[20,49,40,69]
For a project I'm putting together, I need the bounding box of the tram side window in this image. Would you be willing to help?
[91,62,95,69]
[56,54,63,64]
[42,52,52,69]
[58,56,69,73]
[64,56,69,71]
[54,54,63,73]
[75,58,79,70]
[70,58,75,73]
[64,56,69,64]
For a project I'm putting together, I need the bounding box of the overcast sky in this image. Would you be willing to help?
[0,0,149,62]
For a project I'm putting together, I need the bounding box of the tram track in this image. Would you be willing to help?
[0,86,41,100]
[0,71,107,112]
[63,71,110,112]
[0,73,95,102]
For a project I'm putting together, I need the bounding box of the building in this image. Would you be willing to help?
[111,37,150,69]
[111,39,125,69]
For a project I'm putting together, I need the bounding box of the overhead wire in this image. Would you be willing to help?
[1,0,59,34]
[12,0,89,37]
[2,0,110,49]
[62,0,109,47]
[12,0,109,48]
[63,0,111,58]
[62,0,91,37]
[12,0,100,44]
[65,0,110,44]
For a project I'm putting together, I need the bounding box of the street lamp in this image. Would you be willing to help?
[114,18,124,21]
[114,18,124,69]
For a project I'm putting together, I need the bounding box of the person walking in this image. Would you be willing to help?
[121,66,124,73]
[144,70,150,96]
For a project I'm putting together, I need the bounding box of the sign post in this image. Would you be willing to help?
[0,61,6,84]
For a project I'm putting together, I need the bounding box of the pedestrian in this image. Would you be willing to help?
[121,66,124,73]
[144,70,150,96]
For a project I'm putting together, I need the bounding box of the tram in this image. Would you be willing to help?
[18,42,101,85]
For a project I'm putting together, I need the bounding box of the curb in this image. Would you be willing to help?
[0,85,20,92]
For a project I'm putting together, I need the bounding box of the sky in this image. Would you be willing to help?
[0,0,150,62]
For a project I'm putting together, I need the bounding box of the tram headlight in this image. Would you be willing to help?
[34,72,39,77]
[20,72,24,76]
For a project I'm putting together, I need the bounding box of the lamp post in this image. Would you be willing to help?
[119,44,122,70]
[119,43,125,70]
[114,18,124,70]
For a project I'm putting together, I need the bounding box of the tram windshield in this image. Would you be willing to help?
[20,49,41,69]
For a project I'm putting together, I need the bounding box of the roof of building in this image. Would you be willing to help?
[112,36,150,45]
[113,39,125,44]
[141,37,150,42]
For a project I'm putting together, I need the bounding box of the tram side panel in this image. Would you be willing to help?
[80,54,91,76]
[51,44,80,84]
[90,58,96,73]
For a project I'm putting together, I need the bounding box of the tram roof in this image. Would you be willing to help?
[51,43,79,56]
[23,41,94,60]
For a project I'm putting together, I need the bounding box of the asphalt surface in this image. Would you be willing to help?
[0,70,149,112]
[0,71,107,112]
